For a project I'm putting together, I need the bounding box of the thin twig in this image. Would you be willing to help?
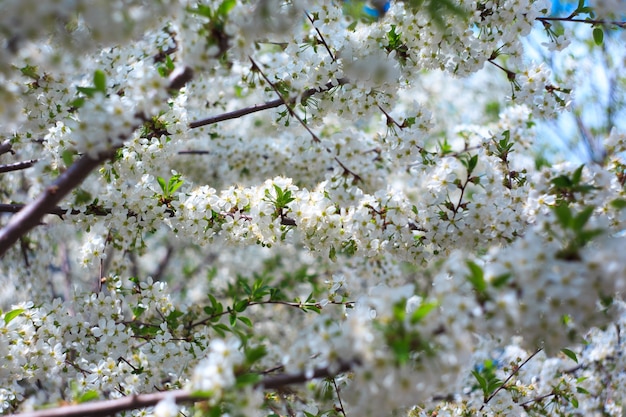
[536,16,626,28]
[249,57,321,142]
[305,11,335,62]
[480,347,543,410]
[332,377,347,417]
[0,159,38,173]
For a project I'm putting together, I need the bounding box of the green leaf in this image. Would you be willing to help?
[554,204,572,228]
[491,273,511,288]
[234,299,248,313]
[132,306,146,319]
[245,345,267,363]
[157,176,167,193]
[217,0,236,16]
[235,372,260,387]
[62,149,76,166]
[561,348,578,363]
[20,65,40,80]
[76,86,98,97]
[551,175,572,188]
[4,308,24,324]
[410,300,438,324]
[466,261,486,293]
[472,369,488,392]
[77,390,99,403]
[329,245,336,261]
[572,206,594,231]
[167,174,184,195]
[593,27,604,45]
[572,164,584,184]
[237,316,253,327]
[576,386,590,394]
[93,70,106,93]
[610,199,626,209]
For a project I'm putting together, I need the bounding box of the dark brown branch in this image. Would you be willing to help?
[0,159,38,173]
[178,150,210,155]
[189,78,348,129]
[10,360,357,417]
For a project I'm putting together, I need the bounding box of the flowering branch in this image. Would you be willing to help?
[9,360,356,417]
[0,67,193,258]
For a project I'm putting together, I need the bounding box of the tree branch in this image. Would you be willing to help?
[9,360,356,417]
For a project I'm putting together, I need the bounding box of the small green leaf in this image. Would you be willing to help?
[93,70,106,93]
[554,204,572,228]
[4,308,24,324]
[234,299,248,313]
[576,386,590,394]
[237,316,253,327]
[593,27,604,45]
[329,245,336,261]
[76,86,98,97]
[77,390,99,403]
[410,300,438,324]
[157,176,167,193]
[466,261,486,293]
[572,164,584,184]
[572,206,594,231]
[20,65,40,80]
[491,273,511,288]
[610,199,626,209]
[245,345,267,363]
[132,306,146,318]
[561,348,578,363]
[217,0,236,16]
[235,372,260,387]
[62,149,76,166]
